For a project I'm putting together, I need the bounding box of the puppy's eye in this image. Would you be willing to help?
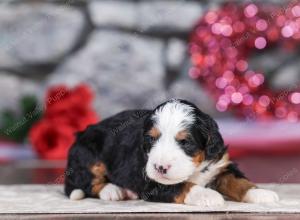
[146,135,157,143]
[178,139,188,146]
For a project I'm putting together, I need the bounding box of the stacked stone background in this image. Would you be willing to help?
[0,0,298,120]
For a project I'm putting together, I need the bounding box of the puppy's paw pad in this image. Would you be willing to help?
[99,184,125,201]
[184,186,225,207]
[243,188,279,204]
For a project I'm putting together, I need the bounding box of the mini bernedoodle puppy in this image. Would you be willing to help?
[65,99,279,206]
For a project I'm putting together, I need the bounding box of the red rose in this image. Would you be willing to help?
[49,110,98,132]
[45,84,99,131]
[46,85,94,118]
[67,110,99,131]
[29,119,75,160]
[29,84,99,160]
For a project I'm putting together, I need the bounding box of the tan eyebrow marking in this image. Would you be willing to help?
[148,127,161,139]
[175,130,189,141]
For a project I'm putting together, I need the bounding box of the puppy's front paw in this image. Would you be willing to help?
[243,188,279,204]
[99,183,125,201]
[184,185,225,207]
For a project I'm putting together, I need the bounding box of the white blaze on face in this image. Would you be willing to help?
[145,100,197,185]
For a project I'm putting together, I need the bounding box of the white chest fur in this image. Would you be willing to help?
[188,154,230,187]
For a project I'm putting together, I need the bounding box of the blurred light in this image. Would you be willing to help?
[223,70,234,82]
[225,86,236,95]
[239,84,249,94]
[225,47,238,58]
[282,25,294,38]
[215,77,228,89]
[231,92,243,104]
[219,94,231,103]
[243,94,254,105]
[290,92,300,104]
[236,60,248,72]
[259,95,270,107]
[216,100,228,112]
[292,5,300,17]
[255,37,267,49]
[244,4,258,18]
[221,24,233,36]
[255,103,267,114]
[205,11,218,24]
[256,19,268,31]
[204,55,216,66]
[248,74,264,87]
[212,23,222,35]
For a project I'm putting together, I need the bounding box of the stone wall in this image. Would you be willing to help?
[0,0,221,118]
[0,0,297,119]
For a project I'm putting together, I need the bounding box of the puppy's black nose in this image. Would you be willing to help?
[154,164,171,174]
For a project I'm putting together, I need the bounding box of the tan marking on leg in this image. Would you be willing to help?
[148,127,161,139]
[90,162,106,178]
[192,151,205,166]
[91,183,106,196]
[89,162,107,197]
[174,182,195,204]
[215,174,256,202]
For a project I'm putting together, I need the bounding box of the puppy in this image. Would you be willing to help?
[65,99,279,206]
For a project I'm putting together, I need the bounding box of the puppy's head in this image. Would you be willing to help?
[143,99,225,185]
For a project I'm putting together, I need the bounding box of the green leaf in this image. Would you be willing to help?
[0,95,43,143]
[21,95,39,115]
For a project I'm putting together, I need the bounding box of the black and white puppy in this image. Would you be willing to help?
[65,99,279,206]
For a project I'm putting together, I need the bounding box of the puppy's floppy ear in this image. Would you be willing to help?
[141,114,154,158]
[194,110,226,160]
[204,116,226,160]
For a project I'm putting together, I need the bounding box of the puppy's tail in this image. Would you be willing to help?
[69,189,85,200]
